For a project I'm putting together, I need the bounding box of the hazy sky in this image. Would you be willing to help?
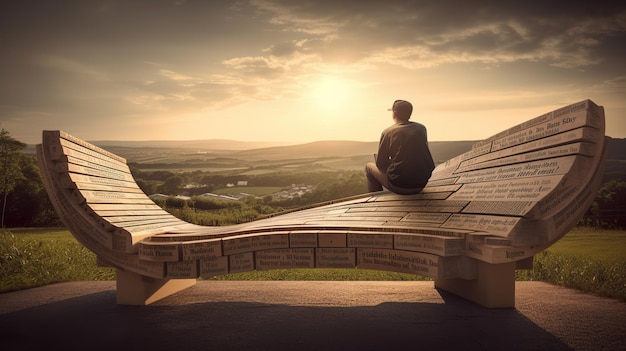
[2,0,625,144]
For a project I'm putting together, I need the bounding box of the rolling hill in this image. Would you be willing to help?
[91,139,478,164]
[24,137,624,179]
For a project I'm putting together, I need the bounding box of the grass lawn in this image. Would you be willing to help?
[542,226,626,261]
[1,226,625,301]
[0,228,115,293]
[516,226,626,301]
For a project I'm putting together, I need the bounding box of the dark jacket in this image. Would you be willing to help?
[376,121,435,188]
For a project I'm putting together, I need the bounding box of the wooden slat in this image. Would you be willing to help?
[71,181,146,193]
[104,214,180,224]
[67,174,140,190]
[74,190,155,204]
[94,209,171,216]
[89,203,164,211]
[63,163,135,181]
[458,129,599,171]
[56,139,128,172]
[455,141,596,173]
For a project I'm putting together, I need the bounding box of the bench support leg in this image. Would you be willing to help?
[115,269,197,305]
[434,261,516,308]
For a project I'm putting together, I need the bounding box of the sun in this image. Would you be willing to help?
[308,75,356,111]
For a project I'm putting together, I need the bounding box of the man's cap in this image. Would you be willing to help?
[387,100,413,114]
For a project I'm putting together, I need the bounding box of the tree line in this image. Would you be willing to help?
[0,129,62,227]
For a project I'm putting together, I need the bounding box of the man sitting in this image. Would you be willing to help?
[365,99,435,195]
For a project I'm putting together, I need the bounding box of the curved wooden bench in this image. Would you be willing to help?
[37,99,610,307]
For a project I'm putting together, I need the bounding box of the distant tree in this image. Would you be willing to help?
[164,195,186,208]
[0,129,27,228]
[158,175,184,195]
[302,171,367,203]
[582,180,626,229]
[5,154,62,227]
[145,170,177,181]
[136,179,158,195]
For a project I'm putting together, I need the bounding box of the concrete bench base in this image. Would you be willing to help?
[435,261,516,308]
[116,269,197,305]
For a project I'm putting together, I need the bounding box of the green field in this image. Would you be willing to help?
[537,226,626,260]
[1,227,625,301]
[516,227,626,300]
[0,228,116,292]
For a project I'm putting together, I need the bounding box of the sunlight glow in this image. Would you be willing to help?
[307,75,356,111]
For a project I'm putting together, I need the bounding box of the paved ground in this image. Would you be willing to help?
[0,281,624,351]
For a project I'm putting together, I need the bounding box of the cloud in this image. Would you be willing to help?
[1,0,624,142]
[244,0,626,71]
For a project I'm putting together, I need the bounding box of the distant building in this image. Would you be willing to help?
[199,193,239,201]
[271,184,314,200]
[237,181,248,186]
[149,193,191,201]
[184,183,203,189]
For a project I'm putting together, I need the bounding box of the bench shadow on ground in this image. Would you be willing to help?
[0,288,573,351]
